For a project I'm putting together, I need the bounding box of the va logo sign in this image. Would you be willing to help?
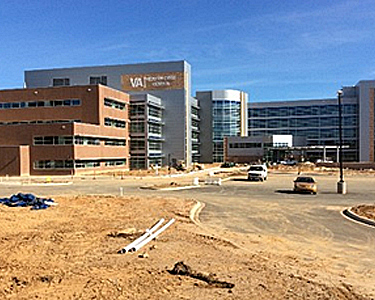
[130,77,145,88]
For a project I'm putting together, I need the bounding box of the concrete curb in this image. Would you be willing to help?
[139,185,202,191]
[156,185,202,191]
[189,200,205,226]
[341,207,375,228]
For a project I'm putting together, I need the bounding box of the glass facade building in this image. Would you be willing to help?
[129,94,164,169]
[248,80,375,162]
[249,100,359,161]
[196,90,248,163]
[212,99,242,162]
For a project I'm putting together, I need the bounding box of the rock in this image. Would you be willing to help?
[138,253,149,258]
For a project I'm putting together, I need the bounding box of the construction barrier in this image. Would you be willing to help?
[204,178,222,186]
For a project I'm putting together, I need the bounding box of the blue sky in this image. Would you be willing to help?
[1,0,374,101]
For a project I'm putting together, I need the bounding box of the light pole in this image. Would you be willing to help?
[168,153,171,175]
[337,89,347,194]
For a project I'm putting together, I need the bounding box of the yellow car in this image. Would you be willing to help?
[293,176,317,194]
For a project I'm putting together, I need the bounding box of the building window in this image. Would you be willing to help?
[53,78,70,86]
[104,139,126,146]
[148,124,162,135]
[34,160,74,169]
[149,141,162,151]
[34,135,126,146]
[130,121,145,133]
[104,159,127,166]
[130,140,145,151]
[148,106,162,119]
[104,117,126,129]
[90,76,107,85]
[0,99,81,110]
[104,98,126,110]
[130,105,145,117]
[130,157,146,169]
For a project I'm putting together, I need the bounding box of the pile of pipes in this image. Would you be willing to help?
[0,193,56,210]
[118,218,175,254]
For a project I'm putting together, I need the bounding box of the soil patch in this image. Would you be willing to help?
[351,204,375,221]
[0,195,371,299]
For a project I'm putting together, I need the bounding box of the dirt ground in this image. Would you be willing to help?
[352,205,375,222]
[0,194,373,299]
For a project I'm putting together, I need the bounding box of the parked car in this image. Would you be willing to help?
[221,162,236,168]
[247,165,267,181]
[281,160,298,166]
[293,176,317,194]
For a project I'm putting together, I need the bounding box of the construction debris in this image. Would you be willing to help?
[168,261,235,289]
[118,218,175,254]
[0,193,56,210]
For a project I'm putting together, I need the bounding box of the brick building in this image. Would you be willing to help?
[0,85,130,176]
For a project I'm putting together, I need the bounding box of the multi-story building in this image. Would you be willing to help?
[191,97,200,163]
[224,135,295,163]
[248,80,375,162]
[129,93,164,169]
[0,85,130,176]
[196,90,248,162]
[24,60,196,167]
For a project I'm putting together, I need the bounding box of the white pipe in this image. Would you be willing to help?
[129,218,175,252]
[117,218,165,254]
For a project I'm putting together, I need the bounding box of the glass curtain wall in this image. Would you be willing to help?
[212,100,241,162]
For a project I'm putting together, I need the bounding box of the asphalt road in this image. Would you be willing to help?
[1,171,375,279]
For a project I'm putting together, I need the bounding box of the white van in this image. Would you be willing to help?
[247,165,268,181]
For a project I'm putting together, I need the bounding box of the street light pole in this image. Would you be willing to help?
[337,89,347,194]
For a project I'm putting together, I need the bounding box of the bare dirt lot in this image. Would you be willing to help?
[0,194,373,299]
[352,205,375,222]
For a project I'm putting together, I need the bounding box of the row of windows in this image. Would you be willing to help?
[130,105,163,119]
[249,104,358,117]
[130,140,162,151]
[249,116,358,129]
[33,135,126,146]
[149,124,162,135]
[149,106,162,119]
[149,141,162,151]
[130,157,163,169]
[104,160,127,167]
[104,139,126,146]
[104,117,127,128]
[0,99,81,110]
[53,78,70,86]
[104,98,126,110]
[90,76,107,86]
[0,119,81,126]
[53,76,108,87]
[229,142,262,149]
[34,159,126,169]
[250,128,358,139]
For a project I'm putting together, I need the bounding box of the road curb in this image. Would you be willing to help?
[341,207,375,228]
[189,200,205,226]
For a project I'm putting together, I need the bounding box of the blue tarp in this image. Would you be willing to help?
[0,193,55,210]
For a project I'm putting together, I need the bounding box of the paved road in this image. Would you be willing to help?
[169,172,375,280]
[1,172,375,278]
